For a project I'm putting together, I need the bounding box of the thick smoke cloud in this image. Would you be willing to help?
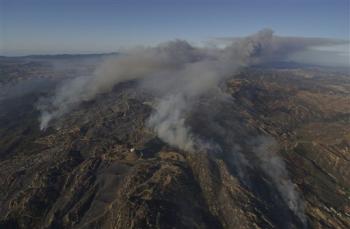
[147,94,195,152]
[213,32,349,67]
[37,29,345,224]
[38,29,345,130]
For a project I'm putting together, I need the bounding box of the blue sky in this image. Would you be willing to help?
[0,0,349,55]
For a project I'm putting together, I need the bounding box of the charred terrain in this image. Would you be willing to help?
[0,56,350,229]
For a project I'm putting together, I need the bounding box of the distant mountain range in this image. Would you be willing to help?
[0,52,120,60]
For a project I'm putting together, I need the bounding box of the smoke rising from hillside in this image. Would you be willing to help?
[147,94,195,152]
[38,29,345,130]
[37,29,345,224]
[252,136,306,225]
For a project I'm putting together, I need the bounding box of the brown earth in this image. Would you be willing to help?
[0,67,349,228]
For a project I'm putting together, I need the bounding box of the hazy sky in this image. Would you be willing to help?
[0,0,349,55]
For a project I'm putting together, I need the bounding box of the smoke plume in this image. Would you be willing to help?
[38,28,345,130]
[37,29,346,225]
[252,136,306,225]
[147,94,195,152]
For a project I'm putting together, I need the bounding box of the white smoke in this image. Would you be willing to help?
[252,136,306,226]
[147,94,195,152]
[37,29,346,224]
[38,29,346,130]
